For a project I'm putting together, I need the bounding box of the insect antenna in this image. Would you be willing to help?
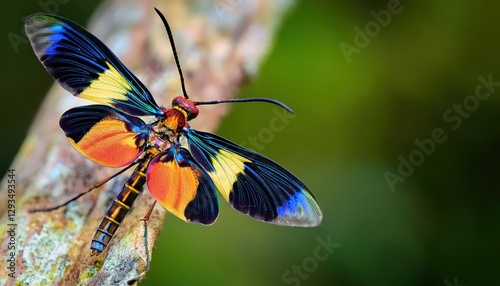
[154,8,294,114]
[194,97,295,113]
[154,7,189,99]
[29,163,137,213]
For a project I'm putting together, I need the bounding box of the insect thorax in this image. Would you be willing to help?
[149,96,200,150]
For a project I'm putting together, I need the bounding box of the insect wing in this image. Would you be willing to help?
[185,129,323,227]
[60,105,149,167]
[146,147,219,225]
[25,14,163,116]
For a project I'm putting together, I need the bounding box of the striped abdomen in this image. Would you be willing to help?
[90,148,158,255]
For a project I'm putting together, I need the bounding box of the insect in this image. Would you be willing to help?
[25,8,323,258]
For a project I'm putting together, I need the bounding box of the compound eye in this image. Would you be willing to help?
[172,96,183,107]
[186,105,199,120]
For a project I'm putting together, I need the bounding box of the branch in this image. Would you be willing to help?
[0,0,294,284]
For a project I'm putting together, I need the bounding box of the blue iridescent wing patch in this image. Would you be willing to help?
[25,14,163,117]
[185,129,322,227]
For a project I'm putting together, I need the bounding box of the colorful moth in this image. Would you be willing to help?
[25,9,322,255]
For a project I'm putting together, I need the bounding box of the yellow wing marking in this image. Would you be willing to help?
[79,62,132,103]
[209,149,249,201]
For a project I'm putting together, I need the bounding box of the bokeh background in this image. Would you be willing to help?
[1,1,499,285]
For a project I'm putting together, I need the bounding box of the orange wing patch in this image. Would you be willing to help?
[147,152,198,221]
[68,118,145,167]
[146,147,219,224]
[60,105,149,168]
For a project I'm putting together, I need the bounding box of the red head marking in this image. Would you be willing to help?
[172,96,199,120]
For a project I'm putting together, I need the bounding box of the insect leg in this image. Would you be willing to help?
[140,200,157,269]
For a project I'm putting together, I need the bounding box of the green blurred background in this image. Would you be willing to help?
[1,1,499,285]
